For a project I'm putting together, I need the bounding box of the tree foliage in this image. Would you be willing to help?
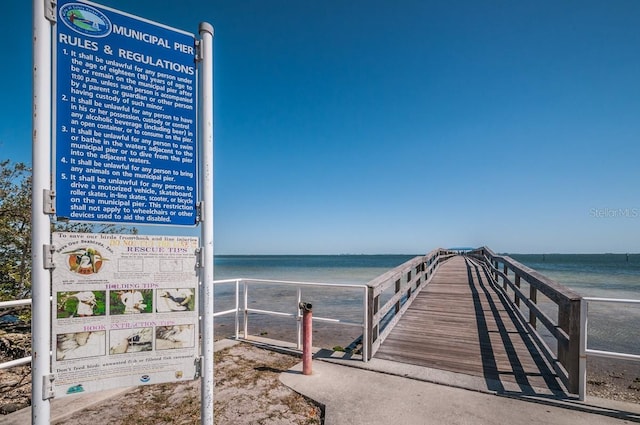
[0,161,31,300]
[0,160,137,301]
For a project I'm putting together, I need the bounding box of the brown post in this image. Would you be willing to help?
[394,279,401,314]
[558,298,581,394]
[300,302,313,375]
[366,288,377,361]
[503,265,508,290]
[514,274,521,307]
[529,286,537,328]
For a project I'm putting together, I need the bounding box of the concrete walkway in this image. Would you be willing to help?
[281,358,640,425]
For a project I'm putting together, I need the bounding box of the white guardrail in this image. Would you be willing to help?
[1,280,369,372]
[213,278,369,360]
[579,297,640,400]
[5,290,639,397]
[0,298,32,369]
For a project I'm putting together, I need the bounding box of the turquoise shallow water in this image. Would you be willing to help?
[510,254,640,299]
[211,254,640,353]
[214,254,416,283]
[212,255,415,346]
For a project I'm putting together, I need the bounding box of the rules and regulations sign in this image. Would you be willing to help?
[51,232,199,398]
[54,0,198,226]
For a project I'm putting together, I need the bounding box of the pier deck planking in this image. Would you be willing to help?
[375,256,564,394]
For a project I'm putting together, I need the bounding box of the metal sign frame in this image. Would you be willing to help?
[32,1,214,423]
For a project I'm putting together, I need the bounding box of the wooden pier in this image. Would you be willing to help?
[366,248,583,395]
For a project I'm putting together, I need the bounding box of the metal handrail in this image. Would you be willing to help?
[2,278,370,372]
[212,278,370,360]
[0,299,32,308]
[579,297,640,400]
[0,298,32,370]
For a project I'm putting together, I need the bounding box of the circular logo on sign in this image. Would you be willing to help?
[63,247,106,275]
[59,3,112,37]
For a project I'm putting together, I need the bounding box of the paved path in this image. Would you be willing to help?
[281,358,640,425]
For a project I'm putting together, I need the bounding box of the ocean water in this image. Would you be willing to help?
[212,255,415,347]
[510,254,640,299]
[211,254,640,354]
[214,255,416,283]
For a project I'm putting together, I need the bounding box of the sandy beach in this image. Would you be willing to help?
[1,341,322,424]
[586,357,640,403]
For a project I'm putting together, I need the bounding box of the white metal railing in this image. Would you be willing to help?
[2,279,369,372]
[213,278,369,360]
[0,298,32,369]
[579,297,640,400]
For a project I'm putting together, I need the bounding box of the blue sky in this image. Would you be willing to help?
[2,0,639,254]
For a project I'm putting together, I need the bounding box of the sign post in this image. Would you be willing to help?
[32,0,214,423]
[198,22,214,424]
[31,1,53,423]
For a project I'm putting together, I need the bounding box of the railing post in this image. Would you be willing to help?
[579,298,588,400]
[362,286,369,362]
[503,265,508,290]
[235,279,240,339]
[529,286,537,328]
[394,278,401,314]
[366,287,376,360]
[243,281,249,339]
[558,298,582,394]
[514,274,521,307]
[409,269,414,294]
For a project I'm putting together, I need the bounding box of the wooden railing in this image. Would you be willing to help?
[467,247,582,394]
[365,248,456,360]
